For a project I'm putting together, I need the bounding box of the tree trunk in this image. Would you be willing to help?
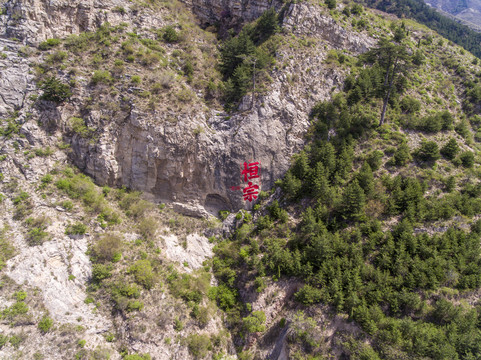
[380,59,399,126]
[380,91,390,126]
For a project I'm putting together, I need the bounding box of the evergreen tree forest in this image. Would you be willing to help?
[219,9,280,109]
[210,27,481,359]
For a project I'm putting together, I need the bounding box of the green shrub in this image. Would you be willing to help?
[41,174,53,184]
[70,117,93,138]
[91,70,112,85]
[34,147,54,157]
[242,311,266,333]
[38,316,53,333]
[2,301,28,319]
[192,305,210,328]
[91,264,111,283]
[64,32,95,53]
[295,284,323,305]
[174,317,184,331]
[415,140,440,162]
[186,334,212,358]
[61,200,74,211]
[92,234,122,262]
[400,96,421,114]
[455,120,470,139]
[208,285,237,310]
[250,8,279,43]
[0,232,15,270]
[141,52,161,66]
[162,26,179,43]
[27,227,49,246]
[444,176,456,192]
[46,50,68,63]
[123,354,151,360]
[326,0,336,9]
[14,291,27,301]
[393,143,412,166]
[219,210,230,220]
[138,217,158,240]
[112,282,140,299]
[9,333,25,349]
[40,77,72,103]
[367,150,384,171]
[129,260,154,289]
[112,6,126,14]
[351,3,363,15]
[0,334,7,349]
[127,300,145,312]
[131,75,141,84]
[65,222,88,235]
[460,151,475,168]
[440,138,459,160]
[290,311,319,348]
[39,38,61,50]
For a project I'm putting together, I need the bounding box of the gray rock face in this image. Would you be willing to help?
[0,0,374,216]
[6,235,110,329]
[0,39,34,117]
[181,0,283,30]
[1,0,165,45]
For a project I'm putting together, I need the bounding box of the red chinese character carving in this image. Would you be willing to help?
[243,182,259,202]
[241,162,260,182]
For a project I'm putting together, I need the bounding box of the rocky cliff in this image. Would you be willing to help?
[2,0,480,358]
[1,0,374,217]
[181,0,283,31]
[0,0,429,358]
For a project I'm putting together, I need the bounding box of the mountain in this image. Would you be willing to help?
[425,0,481,29]
[0,0,480,359]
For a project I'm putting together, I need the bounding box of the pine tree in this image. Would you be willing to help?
[310,162,333,204]
[394,143,412,166]
[440,138,459,160]
[292,151,311,180]
[416,140,440,162]
[342,179,366,219]
[357,162,374,197]
[363,38,414,125]
[282,171,302,199]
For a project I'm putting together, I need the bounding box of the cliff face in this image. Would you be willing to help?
[0,0,373,217]
[181,0,283,30]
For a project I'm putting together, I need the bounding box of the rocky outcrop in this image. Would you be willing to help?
[282,3,375,53]
[0,0,374,216]
[162,232,214,272]
[181,0,284,30]
[1,0,167,45]
[0,38,34,117]
[57,1,374,215]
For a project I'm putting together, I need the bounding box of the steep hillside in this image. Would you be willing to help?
[0,0,481,359]
[425,0,481,29]
[210,8,481,360]
[0,0,375,216]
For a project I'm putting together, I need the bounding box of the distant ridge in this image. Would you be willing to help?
[359,0,481,57]
[425,0,481,31]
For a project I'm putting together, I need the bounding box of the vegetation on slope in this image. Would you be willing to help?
[210,20,481,359]
[357,0,481,58]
